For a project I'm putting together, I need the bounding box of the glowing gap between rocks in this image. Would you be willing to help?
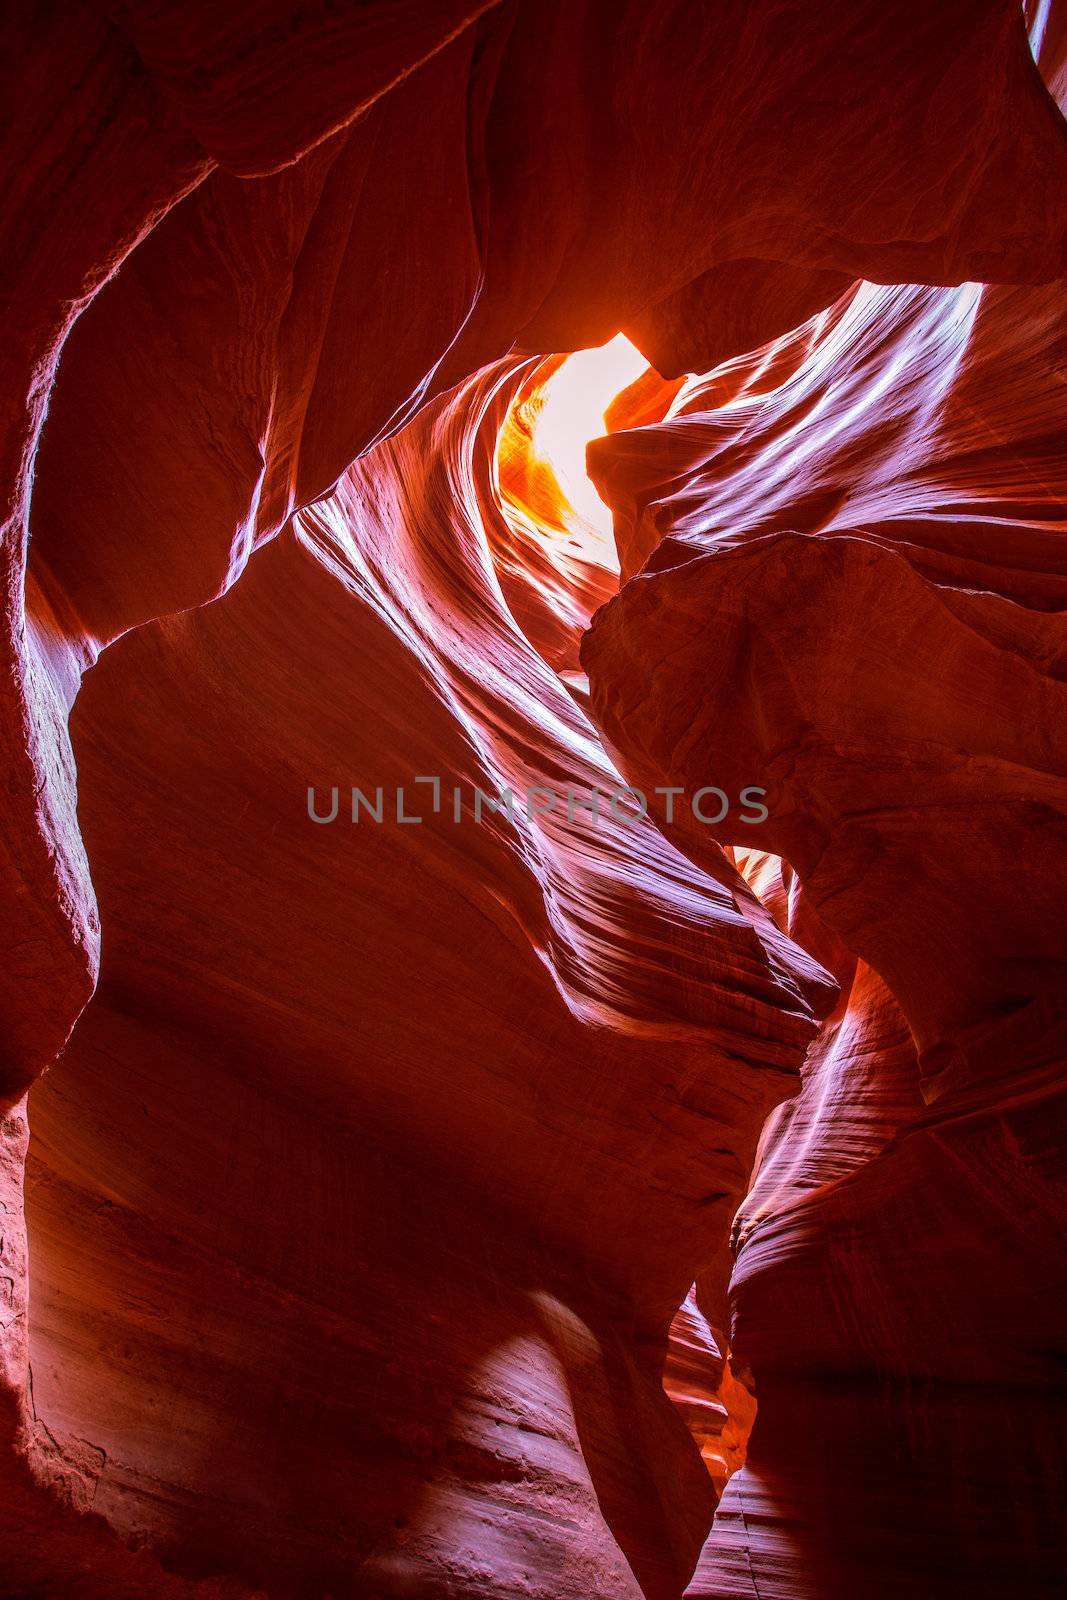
[530,334,648,532]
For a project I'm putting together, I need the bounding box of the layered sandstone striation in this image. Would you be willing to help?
[1,1,1066,1596]
[582,23,1067,1596]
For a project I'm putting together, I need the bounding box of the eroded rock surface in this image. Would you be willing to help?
[1,1,1066,1596]
[582,25,1067,1596]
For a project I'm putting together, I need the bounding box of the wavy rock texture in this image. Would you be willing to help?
[582,22,1067,1596]
[22,357,833,1599]
[2,0,1067,1596]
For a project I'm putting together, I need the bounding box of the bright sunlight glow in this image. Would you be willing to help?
[530,334,648,530]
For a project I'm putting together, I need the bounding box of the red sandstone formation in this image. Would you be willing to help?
[2,1,1066,1597]
[581,26,1067,1594]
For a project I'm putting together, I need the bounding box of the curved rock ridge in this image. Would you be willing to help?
[2,1,1067,1596]
[580,25,1067,1595]
[7,0,1067,1092]
[3,0,496,1097]
[19,354,832,1596]
[584,268,1067,1075]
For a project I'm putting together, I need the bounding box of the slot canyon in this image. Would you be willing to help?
[2,2,1066,1596]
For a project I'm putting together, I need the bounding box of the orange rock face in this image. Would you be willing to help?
[581,29,1067,1595]
[2,2,1066,1597]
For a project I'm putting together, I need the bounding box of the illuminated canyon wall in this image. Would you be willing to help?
[1,2,1065,1597]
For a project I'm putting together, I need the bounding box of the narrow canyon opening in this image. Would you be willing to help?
[2,5,1066,1600]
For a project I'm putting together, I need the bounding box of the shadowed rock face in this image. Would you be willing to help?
[1,2,1066,1596]
[581,27,1067,1592]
